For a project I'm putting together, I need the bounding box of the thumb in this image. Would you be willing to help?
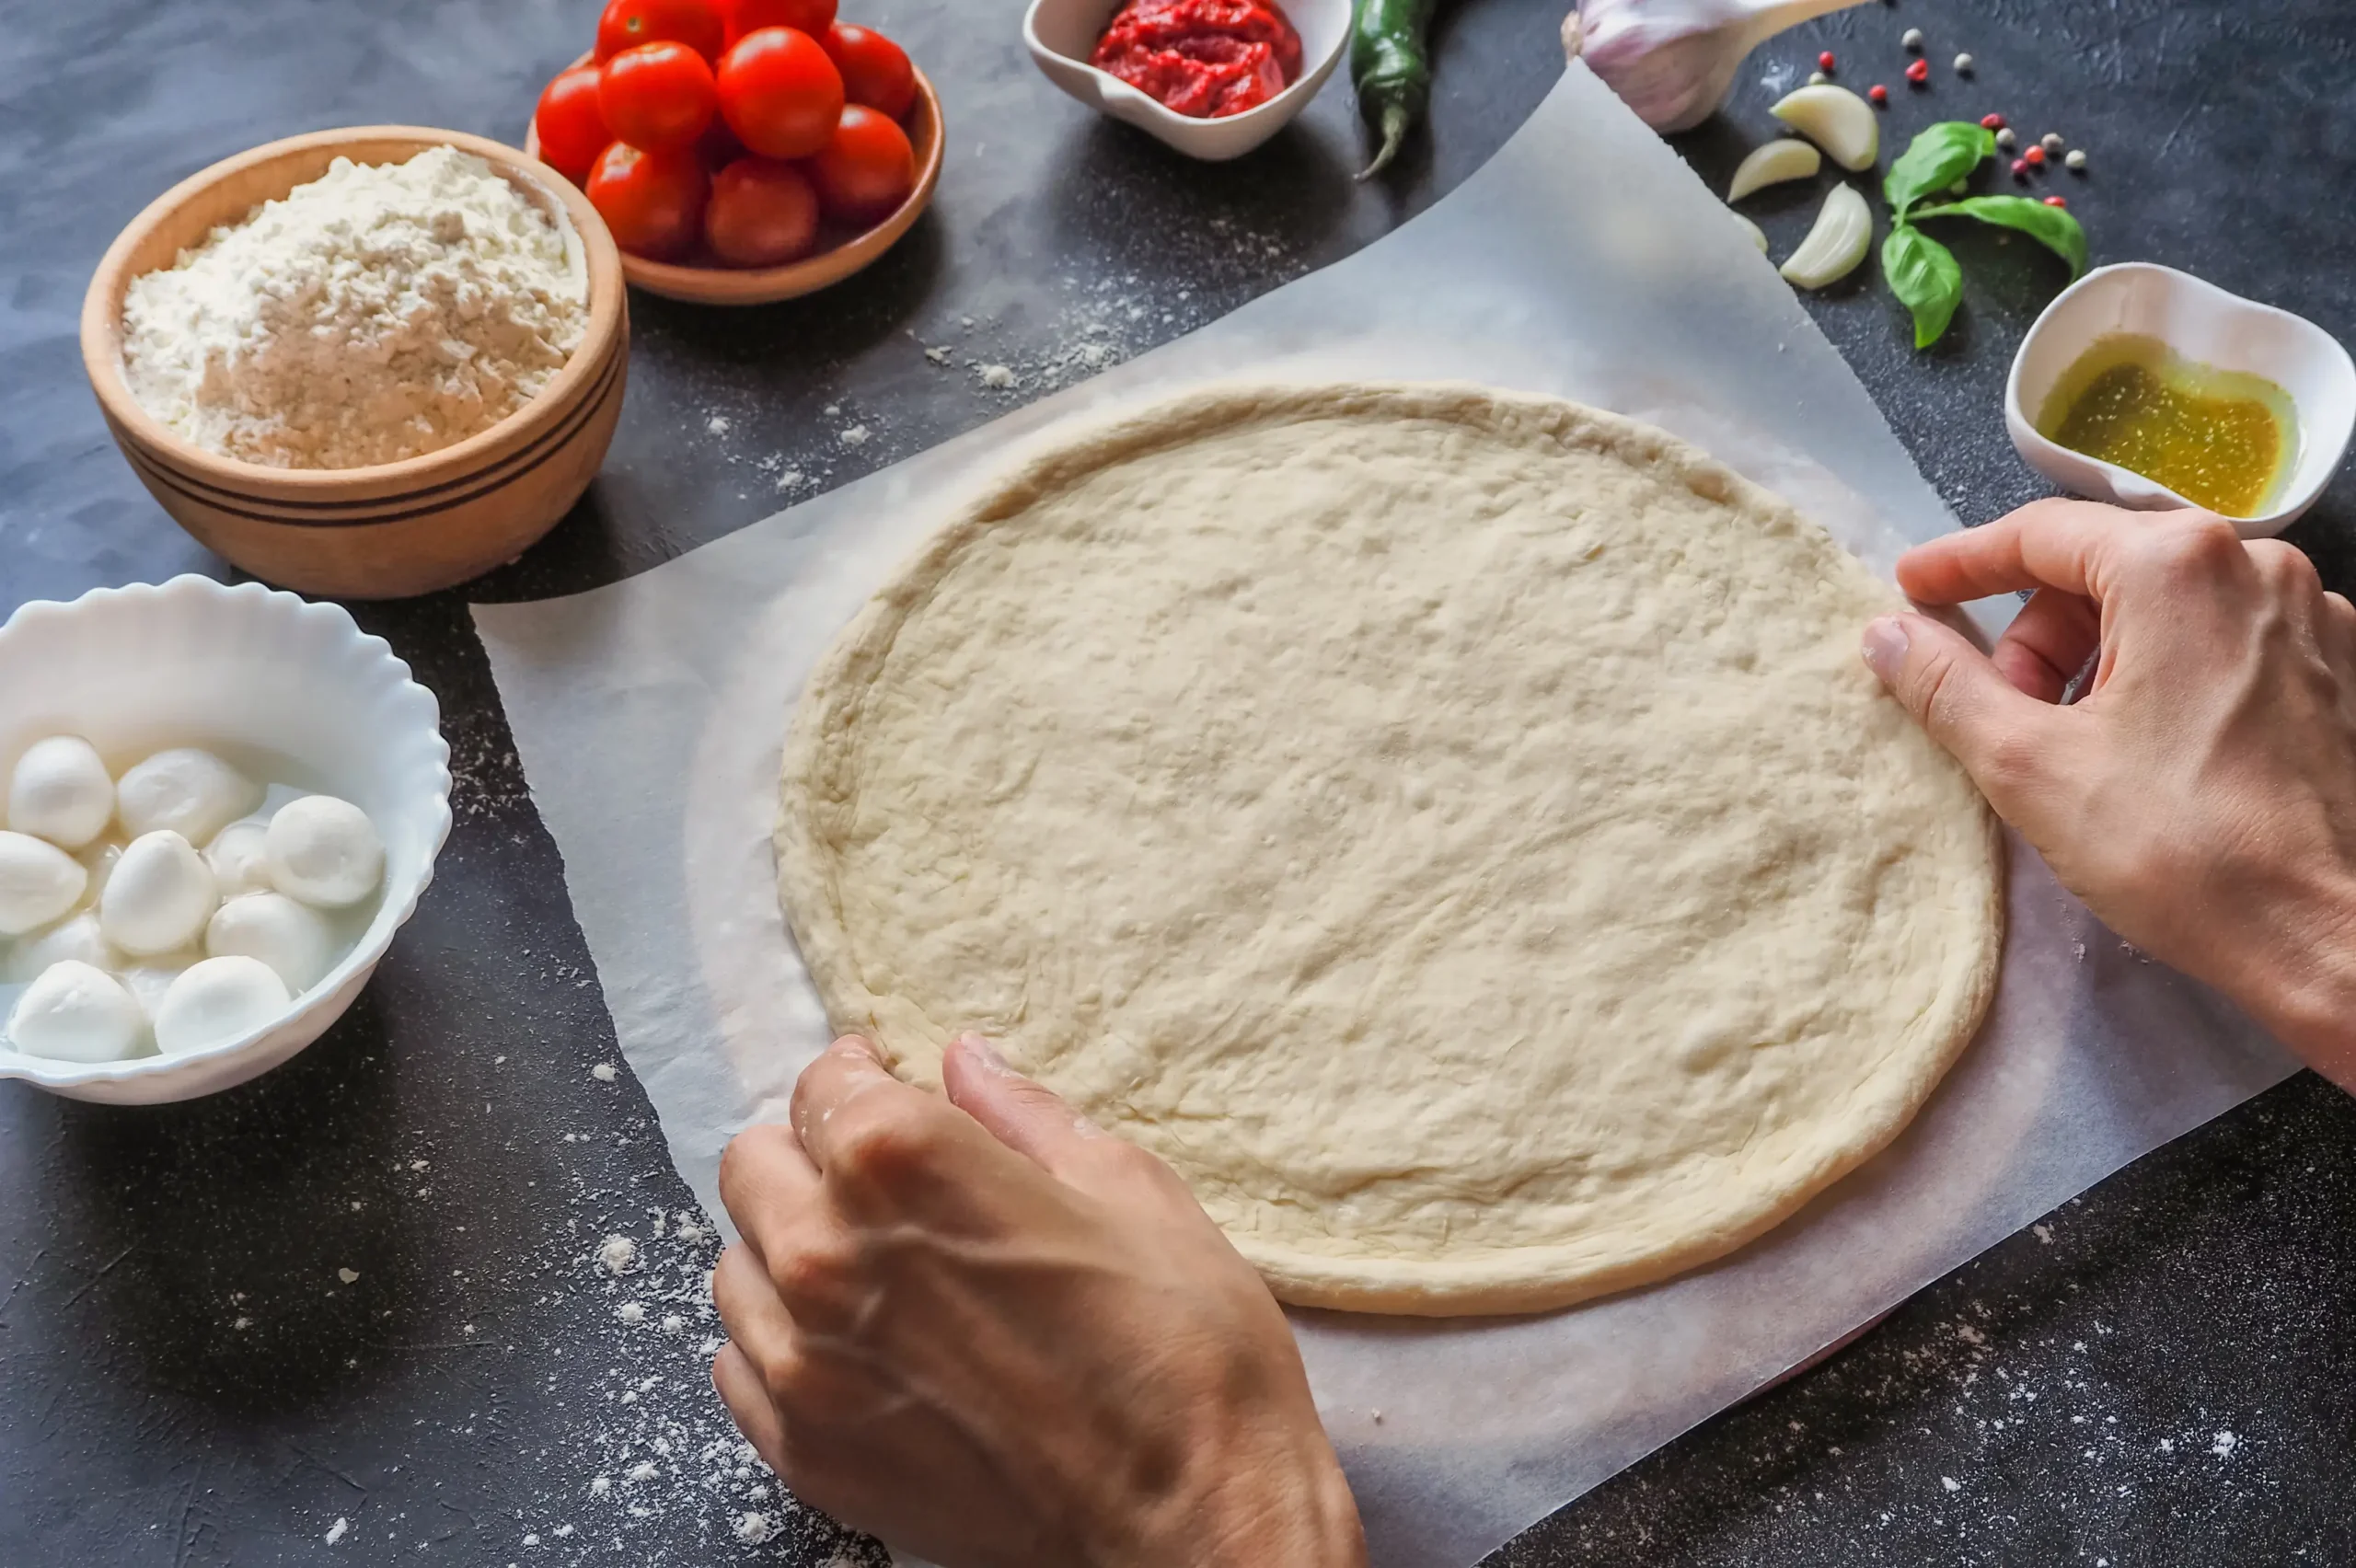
[941,1033,1110,1184]
[1861,612,2062,821]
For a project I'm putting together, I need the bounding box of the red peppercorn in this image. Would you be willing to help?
[1869,83,1889,104]
[1980,112,2005,130]
[2044,195,2068,208]
[1906,58,1931,84]
[2011,157,2029,177]
[1819,51,1836,71]
[2025,144,2047,167]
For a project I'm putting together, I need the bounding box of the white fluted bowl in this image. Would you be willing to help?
[0,576,451,1102]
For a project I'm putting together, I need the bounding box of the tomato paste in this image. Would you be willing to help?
[1090,0,1304,119]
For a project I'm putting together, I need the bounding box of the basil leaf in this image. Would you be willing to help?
[1882,224,1964,349]
[1883,121,1997,216]
[1912,194,2090,278]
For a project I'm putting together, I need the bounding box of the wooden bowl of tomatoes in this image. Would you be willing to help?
[527,0,942,306]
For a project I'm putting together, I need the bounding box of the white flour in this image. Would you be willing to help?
[121,145,589,470]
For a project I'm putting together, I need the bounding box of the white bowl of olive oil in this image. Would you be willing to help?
[2006,262,2356,537]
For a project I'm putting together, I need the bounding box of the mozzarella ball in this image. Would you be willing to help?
[207,893,339,993]
[8,736,115,849]
[153,955,290,1055]
[2,912,124,983]
[100,830,218,956]
[6,960,146,1063]
[205,821,274,897]
[0,831,89,936]
[119,959,196,1023]
[266,796,384,909]
[115,748,262,846]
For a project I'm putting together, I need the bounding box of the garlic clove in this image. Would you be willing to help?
[1732,212,1770,252]
[1727,138,1823,201]
[1770,84,1880,172]
[1778,182,1872,288]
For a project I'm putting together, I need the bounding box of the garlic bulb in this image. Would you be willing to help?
[1567,0,1877,133]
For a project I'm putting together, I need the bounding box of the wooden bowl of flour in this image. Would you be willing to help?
[81,126,629,600]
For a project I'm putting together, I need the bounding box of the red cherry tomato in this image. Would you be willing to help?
[599,41,719,152]
[716,27,845,159]
[722,0,837,48]
[595,0,725,63]
[534,64,611,185]
[585,142,710,259]
[703,156,822,266]
[820,23,916,120]
[809,104,915,225]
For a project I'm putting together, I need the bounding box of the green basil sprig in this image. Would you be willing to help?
[1880,123,2089,349]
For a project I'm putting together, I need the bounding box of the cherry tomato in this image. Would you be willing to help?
[585,142,710,259]
[595,0,725,63]
[703,156,822,266]
[599,41,719,152]
[722,0,837,48]
[809,104,915,225]
[534,64,611,185]
[819,23,917,120]
[716,27,845,159]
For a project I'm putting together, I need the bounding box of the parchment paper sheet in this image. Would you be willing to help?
[475,66,2295,1568]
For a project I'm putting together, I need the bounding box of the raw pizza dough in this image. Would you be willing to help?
[777,383,2002,1316]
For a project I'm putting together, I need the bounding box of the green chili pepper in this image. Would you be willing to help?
[1351,0,1438,179]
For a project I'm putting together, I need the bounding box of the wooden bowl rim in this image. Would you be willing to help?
[80,124,629,494]
[525,59,944,306]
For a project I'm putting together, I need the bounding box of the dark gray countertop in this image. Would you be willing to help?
[4,0,2353,1563]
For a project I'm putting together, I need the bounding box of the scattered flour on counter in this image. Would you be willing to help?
[735,1512,776,1544]
[618,1301,647,1324]
[337,1267,360,1285]
[839,425,870,447]
[2212,1430,2238,1458]
[121,145,589,470]
[707,414,732,435]
[592,1062,617,1082]
[978,363,1016,388]
[598,1234,640,1274]
[325,1517,349,1544]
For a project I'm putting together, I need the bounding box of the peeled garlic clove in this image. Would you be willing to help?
[1732,212,1770,252]
[1779,182,1873,288]
[1770,84,1879,172]
[1727,137,1823,201]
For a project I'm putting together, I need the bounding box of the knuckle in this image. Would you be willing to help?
[2247,539,2322,594]
[768,1230,860,1318]
[828,1100,943,1189]
[2144,516,2245,577]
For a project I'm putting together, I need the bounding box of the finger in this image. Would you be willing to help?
[1862,612,2069,822]
[717,1122,821,1267]
[1896,499,2158,606]
[2324,591,2356,652]
[712,1341,791,1477]
[790,1034,930,1173]
[711,1243,803,1375]
[1988,587,2101,703]
[941,1032,1113,1183]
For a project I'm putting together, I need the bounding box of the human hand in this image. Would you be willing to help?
[710,1033,1367,1568]
[1861,499,2356,1088]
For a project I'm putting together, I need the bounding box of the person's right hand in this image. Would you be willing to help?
[1861,499,2356,1088]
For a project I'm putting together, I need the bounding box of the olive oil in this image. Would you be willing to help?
[2037,334,2298,518]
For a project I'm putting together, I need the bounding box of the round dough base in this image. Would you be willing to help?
[777,383,2002,1316]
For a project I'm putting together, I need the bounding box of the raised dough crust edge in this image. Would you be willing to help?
[776,380,2006,1317]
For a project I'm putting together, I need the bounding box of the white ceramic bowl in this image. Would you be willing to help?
[2006,262,2356,537]
[0,577,451,1103]
[1023,0,1351,161]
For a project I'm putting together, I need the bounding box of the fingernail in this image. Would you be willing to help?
[956,1032,1012,1074]
[1861,617,1911,684]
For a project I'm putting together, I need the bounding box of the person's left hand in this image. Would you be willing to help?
[710,1032,1366,1568]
